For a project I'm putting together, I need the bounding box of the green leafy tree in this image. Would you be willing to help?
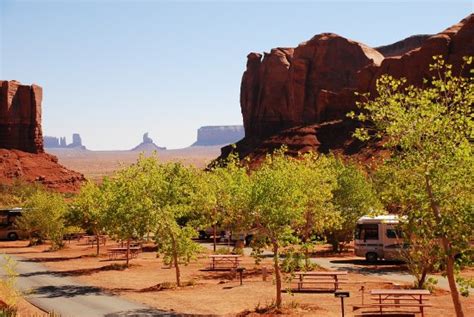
[328,160,382,252]
[69,181,107,255]
[103,155,159,266]
[16,190,68,250]
[350,56,473,317]
[248,149,307,309]
[153,162,202,287]
[192,154,251,252]
[294,153,339,266]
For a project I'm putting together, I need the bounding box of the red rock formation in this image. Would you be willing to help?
[223,14,473,162]
[241,34,384,139]
[0,80,85,192]
[375,34,431,57]
[0,80,44,153]
[0,149,85,193]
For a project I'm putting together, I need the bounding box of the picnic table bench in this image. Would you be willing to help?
[107,246,142,260]
[353,289,431,316]
[208,254,241,270]
[81,235,107,247]
[292,271,348,291]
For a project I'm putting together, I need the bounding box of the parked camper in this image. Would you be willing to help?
[354,215,404,262]
[0,208,25,241]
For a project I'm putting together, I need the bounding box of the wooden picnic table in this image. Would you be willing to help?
[82,235,107,247]
[354,289,431,316]
[293,271,348,291]
[107,246,142,260]
[208,254,241,270]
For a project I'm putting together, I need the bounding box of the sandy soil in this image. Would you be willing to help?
[47,146,221,180]
[1,240,473,316]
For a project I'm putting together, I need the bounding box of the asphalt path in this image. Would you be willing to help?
[311,256,466,291]
[0,254,172,317]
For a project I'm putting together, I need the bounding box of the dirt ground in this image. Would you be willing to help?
[1,240,473,316]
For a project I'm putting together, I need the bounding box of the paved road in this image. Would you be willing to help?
[0,254,172,317]
[311,256,466,291]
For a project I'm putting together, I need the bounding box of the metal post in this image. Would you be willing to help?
[340,297,345,317]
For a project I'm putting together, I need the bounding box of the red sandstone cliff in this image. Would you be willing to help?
[0,80,43,153]
[0,81,85,192]
[222,14,474,161]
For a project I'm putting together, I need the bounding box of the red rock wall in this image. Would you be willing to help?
[240,14,474,142]
[241,34,384,139]
[0,80,44,153]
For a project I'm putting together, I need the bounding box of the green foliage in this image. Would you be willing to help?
[0,255,20,314]
[328,160,383,252]
[0,181,43,209]
[102,155,160,244]
[191,153,251,251]
[151,162,202,286]
[351,56,473,315]
[16,190,67,250]
[68,181,106,234]
[281,246,313,273]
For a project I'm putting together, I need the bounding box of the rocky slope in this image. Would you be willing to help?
[0,81,85,192]
[0,149,85,192]
[220,14,474,162]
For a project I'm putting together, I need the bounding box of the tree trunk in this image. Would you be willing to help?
[95,230,100,256]
[444,240,464,317]
[418,267,428,289]
[171,234,181,287]
[425,174,464,317]
[272,241,282,309]
[213,224,217,252]
[126,238,130,267]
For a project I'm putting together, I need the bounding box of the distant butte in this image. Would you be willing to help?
[131,132,166,152]
[191,125,244,146]
[219,14,474,163]
[44,133,87,150]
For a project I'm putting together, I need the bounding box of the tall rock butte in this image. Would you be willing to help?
[221,14,474,161]
[0,81,85,192]
[0,80,43,153]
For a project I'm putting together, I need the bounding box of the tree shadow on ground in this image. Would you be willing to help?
[32,285,103,298]
[104,308,183,316]
[104,308,218,316]
[20,263,128,278]
[20,255,83,263]
[327,259,409,276]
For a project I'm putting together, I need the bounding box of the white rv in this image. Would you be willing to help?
[354,215,404,262]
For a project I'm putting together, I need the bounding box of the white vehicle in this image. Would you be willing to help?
[354,215,404,262]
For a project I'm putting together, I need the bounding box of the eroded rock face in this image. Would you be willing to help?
[241,33,384,139]
[224,14,474,162]
[375,34,431,57]
[0,80,43,153]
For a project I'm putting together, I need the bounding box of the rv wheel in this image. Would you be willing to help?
[366,252,378,263]
[7,232,19,241]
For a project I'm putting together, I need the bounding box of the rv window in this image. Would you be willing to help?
[355,224,379,240]
[386,228,402,239]
[0,215,9,227]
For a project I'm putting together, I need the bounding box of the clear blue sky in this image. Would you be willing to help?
[1,1,472,150]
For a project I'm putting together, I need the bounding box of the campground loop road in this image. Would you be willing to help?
[0,254,173,317]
